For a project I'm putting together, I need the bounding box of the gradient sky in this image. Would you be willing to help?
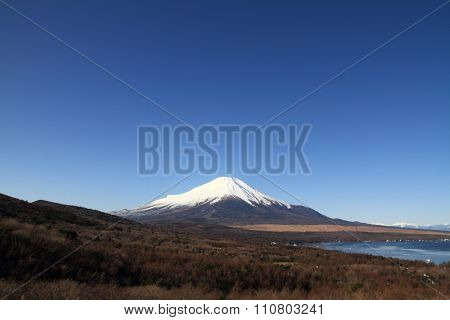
[1,0,449,224]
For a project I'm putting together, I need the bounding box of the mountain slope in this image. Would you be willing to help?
[0,193,127,227]
[115,177,360,225]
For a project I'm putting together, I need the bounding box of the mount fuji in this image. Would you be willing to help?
[115,177,358,225]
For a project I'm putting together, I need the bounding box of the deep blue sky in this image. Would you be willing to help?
[1,0,449,224]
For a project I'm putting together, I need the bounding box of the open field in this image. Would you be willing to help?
[0,194,449,299]
[234,224,450,235]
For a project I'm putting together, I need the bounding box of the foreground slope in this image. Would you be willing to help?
[0,193,449,299]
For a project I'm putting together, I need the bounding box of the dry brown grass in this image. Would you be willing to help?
[1,194,449,300]
[234,224,449,235]
[0,280,220,299]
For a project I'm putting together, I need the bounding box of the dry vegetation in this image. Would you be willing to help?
[235,224,448,235]
[0,194,449,299]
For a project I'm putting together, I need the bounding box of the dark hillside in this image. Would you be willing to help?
[0,194,126,227]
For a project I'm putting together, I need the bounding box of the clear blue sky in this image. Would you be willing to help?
[1,0,449,224]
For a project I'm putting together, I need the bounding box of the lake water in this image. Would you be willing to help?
[314,240,450,264]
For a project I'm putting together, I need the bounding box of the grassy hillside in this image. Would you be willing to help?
[0,194,448,299]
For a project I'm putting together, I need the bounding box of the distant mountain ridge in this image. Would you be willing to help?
[114,177,361,225]
[375,222,450,232]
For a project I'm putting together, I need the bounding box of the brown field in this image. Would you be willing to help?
[234,224,449,235]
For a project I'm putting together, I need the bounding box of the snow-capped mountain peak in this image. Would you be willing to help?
[133,176,289,212]
[111,177,338,225]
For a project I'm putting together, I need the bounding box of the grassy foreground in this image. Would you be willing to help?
[0,194,449,299]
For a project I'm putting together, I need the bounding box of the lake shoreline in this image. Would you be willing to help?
[304,240,450,264]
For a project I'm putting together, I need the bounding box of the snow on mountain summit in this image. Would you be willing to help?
[134,176,289,212]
